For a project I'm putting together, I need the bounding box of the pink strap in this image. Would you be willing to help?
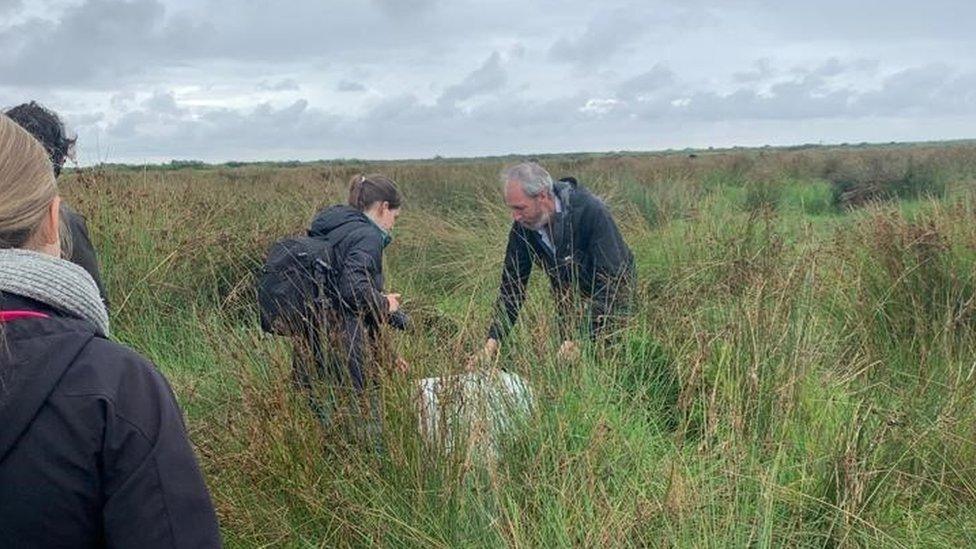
[0,310,49,322]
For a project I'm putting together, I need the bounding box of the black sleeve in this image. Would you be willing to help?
[585,201,633,338]
[63,207,109,309]
[488,224,534,341]
[101,356,221,548]
[335,233,390,323]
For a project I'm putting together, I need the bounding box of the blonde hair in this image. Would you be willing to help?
[0,114,58,250]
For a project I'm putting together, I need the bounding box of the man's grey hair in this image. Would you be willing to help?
[501,161,553,197]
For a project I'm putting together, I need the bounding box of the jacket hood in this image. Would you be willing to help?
[309,204,389,246]
[553,177,579,210]
[0,294,96,463]
[557,176,579,188]
[309,205,369,235]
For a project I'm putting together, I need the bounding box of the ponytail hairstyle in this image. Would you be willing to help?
[347,173,403,212]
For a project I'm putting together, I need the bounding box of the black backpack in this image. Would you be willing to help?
[257,236,337,336]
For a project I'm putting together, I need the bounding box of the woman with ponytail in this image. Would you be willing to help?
[0,114,220,547]
[302,173,407,447]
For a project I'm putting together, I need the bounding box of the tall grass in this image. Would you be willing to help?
[61,144,976,546]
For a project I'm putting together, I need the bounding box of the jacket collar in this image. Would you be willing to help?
[365,215,393,247]
[549,177,577,256]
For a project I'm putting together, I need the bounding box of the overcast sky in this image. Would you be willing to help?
[2,0,974,164]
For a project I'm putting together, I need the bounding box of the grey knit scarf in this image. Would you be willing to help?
[0,248,109,337]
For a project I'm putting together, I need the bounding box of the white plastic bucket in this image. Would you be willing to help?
[416,370,533,460]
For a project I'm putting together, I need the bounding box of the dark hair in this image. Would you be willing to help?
[348,173,403,211]
[4,101,75,178]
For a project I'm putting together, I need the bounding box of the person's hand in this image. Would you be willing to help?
[385,293,401,313]
[395,356,410,374]
[557,340,580,363]
[465,338,499,371]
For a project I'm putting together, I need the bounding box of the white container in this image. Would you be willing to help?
[416,369,533,460]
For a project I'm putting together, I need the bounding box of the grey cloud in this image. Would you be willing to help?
[65,112,105,127]
[622,72,853,123]
[342,92,593,155]
[364,94,433,125]
[851,59,881,73]
[508,43,526,60]
[110,94,512,161]
[548,8,648,67]
[87,85,586,161]
[743,0,976,41]
[617,64,675,99]
[733,58,776,83]
[77,60,976,163]
[852,65,968,116]
[812,58,844,78]
[337,80,366,92]
[108,91,189,140]
[110,91,136,111]
[0,0,448,88]
[616,60,861,122]
[0,0,212,86]
[371,0,437,17]
[0,0,22,15]
[732,57,878,86]
[621,63,976,124]
[258,78,300,92]
[102,97,338,158]
[703,76,851,120]
[142,90,183,115]
[791,57,879,78]
[108,110,159,141]
[438,51,506,107]
[177,0,502,65]
[469,93,590,129]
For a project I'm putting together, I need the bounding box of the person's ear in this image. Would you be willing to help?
[43,196,62,247]
[32,195,62,257]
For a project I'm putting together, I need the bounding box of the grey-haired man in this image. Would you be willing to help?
[473,161,634,363]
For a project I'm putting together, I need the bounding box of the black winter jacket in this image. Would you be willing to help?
[305,206,398,390]
[488,178,634,341]
[63,204,109,308]
[0,293,221,548]
[309,205,392,326]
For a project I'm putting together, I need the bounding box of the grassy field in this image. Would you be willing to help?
[62,144,976,547]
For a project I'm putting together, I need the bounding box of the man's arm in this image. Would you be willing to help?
[487,224,534,342]
[585,202,633,338]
